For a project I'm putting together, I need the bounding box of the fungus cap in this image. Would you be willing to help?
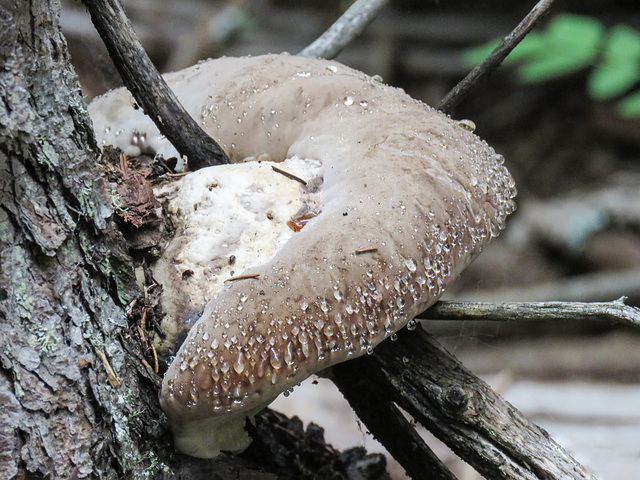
[89,54,516,458]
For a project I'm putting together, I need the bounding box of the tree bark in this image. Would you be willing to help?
[0,1,162,477]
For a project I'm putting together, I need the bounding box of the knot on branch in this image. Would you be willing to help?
[440,385,479,418]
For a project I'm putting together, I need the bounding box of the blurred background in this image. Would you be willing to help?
[61,1,640,478]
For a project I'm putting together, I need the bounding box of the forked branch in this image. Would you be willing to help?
[332,327,597,480]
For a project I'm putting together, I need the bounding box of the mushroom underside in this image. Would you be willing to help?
[89,53,516,458]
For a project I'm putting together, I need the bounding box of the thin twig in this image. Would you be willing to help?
[299,0,390,59]
[271,165,307,186]
[141,358,154,373]
[95,350,121,387]
[419,298,640,330]
[151,343,159,374]
[82,0,230,171]
[225,273,260,282]
[438,0,555,115]
[355,246,378,254]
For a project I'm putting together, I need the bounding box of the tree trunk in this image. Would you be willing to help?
[0,1,162,477]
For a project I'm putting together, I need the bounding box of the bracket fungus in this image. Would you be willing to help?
[89,54,516,458]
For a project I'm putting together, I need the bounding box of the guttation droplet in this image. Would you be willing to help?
[320,299,329,313]
[404,257,417,272]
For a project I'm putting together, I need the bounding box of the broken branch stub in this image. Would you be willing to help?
[89,54,516,458]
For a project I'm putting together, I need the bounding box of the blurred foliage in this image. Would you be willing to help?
[463,14,640,118]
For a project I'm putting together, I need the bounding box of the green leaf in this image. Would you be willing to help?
[462,40,500,67]
[461,34,546,68]
[616,89,640,117]
[516,14,604,82]
[545,14,603,54]
[461,14,603,79]
[517,53,587,82]
[502,34,546,64]
[461,14,640,120]
[602,25,640,62]
[588,60,640,100]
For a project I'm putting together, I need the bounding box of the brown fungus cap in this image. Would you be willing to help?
[89,54,516,458]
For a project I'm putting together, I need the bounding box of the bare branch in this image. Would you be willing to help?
[334,298,639,478]
[438,0,556,115]
[299,0,390,59]
[330,368,458,480]
[82,0,230,171]
[419,298,640,330]
[332,328,596,480]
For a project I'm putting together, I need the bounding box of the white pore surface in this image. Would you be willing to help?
[152,155,323,333]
